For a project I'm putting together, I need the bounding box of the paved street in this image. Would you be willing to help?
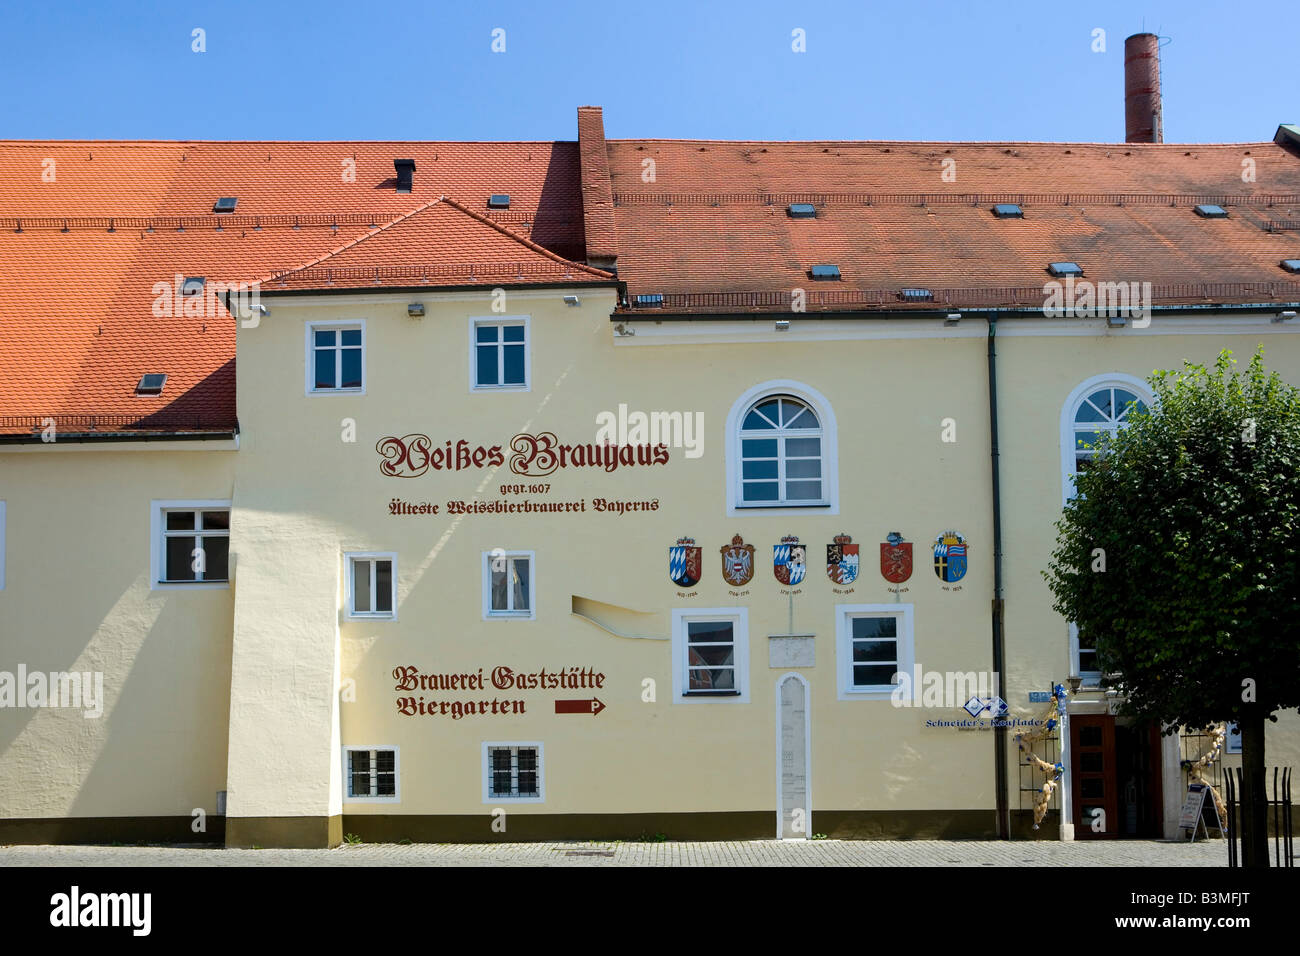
[0,838,1225,867]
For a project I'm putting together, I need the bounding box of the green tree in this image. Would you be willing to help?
[1045,349,1300,866]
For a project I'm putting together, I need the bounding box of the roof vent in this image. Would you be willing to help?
[213,197,237,213]
[1281,259,1300,274]
[488,194,511,209]
[632,293,664,308]
[992,203,1023,218]
[900,288,934,302]
[394,159,416,193]
[136,373,167,395]
[1047,262,1083,278]
[787,203,817,218]
[810,264,841,280]
[1193,204,1228,218]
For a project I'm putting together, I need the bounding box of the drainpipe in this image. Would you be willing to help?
[987,318,1010,839]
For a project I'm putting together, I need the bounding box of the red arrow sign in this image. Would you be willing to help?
[555,697,605,716]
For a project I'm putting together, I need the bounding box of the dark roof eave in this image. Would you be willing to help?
[610,302,1300,321]
[0,430,238,446]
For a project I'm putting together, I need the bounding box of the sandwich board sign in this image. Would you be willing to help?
[1179,782,1226,841]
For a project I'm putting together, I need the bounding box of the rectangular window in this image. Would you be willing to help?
[482,743,544,802]
[471,317,529,390]
[836,604,914,699]
[151,500,231,588]
[346,552,397,620]
[1225,722,1243,754]
[345,747,399,801]
[483,551,534,619]
[307,321,364,393]
[671,609,749,703]
[1070,623,1100,685]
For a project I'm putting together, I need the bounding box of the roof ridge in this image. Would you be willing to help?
[607,138,1278,149]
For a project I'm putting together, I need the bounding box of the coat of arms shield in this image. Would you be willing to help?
[933,530,968,583]
[669,537,702,587]
[826,533,859,585]
[880,531,913,584]
[774,535,807,586]
[719,534,755,586]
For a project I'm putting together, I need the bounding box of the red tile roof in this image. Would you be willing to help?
[0,140,595,436]
[603,139,1300,312]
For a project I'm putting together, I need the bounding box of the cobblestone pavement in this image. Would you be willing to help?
[0,839,1225,866]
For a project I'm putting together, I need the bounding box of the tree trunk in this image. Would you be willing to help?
[1239,712,1269,868]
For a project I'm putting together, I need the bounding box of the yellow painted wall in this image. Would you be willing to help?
[0,448,235,821]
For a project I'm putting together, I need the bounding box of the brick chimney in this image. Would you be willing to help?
[1124,33,1163,143]
[577,106,618,272]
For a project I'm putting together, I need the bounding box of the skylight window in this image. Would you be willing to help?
[181,276,206,296]
[1281,259,1300,274]
[213,197,237,213]
[992,203,1023,218]
[1047,262,1083,278]
[1193,204,1228,218]
[787,203,817,219]
[632,293,664,308]
[810,264,841,280]
[488,195,511,209]
[900,288,934,301]
[136,373,167,395]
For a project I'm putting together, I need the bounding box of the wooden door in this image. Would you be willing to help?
[1072,714,1118,839]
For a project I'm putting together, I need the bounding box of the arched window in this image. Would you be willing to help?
[739,395,824,505]
[726,380,838,514]
[1060,373,1154,682]
[1060,373,1153,503]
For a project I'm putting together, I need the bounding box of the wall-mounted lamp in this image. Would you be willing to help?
[944,313,961,327]
[775,319,791,331]
[1066,676,1083,694]
[563,295,581,307]
[1272,310,1297,323]
[407,303,425,318]
[1106,314,1127,328]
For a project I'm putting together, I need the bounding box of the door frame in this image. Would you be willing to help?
[1071,713,1118,839]
[775,672,812,839]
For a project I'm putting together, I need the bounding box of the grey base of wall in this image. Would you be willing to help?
[225,815,342,849]
[0,816,225,845]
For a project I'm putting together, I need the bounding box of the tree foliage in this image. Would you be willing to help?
[1045,349,1300,731]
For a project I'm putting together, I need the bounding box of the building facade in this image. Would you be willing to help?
[2,106,1299,847]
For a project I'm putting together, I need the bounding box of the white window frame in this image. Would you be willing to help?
[836,603,915,700]
[725,380,838,516]
[344,551,398,621]
[670,608,750,704]
[1225,722,1243,754]
[305,319,366,395]
[0,500,6,590]
[149,499,232,591]
[481,741,545,803]
[481,550,535,620]
[1068,622,1102,686]
[469,315,531,392]
[342,746,400,803]
[1059,372,1154,504]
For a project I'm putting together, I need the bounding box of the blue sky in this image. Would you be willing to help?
[1,0,1296,143]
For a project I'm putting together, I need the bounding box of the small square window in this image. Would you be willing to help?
[1193,204,1228,218]
[1280,259,1300,274]
[488,194,511,208]
[787,203,817,218]
[483,743,544,802]
[308,322,364,393]
[809,264,841,280]
[836,604,914,699]
[471,318,529,391]
[992,203,1023,218]
[346,553,397,620]
[483,551,534,619]
[345,747,399,801]
[213,197,238,213]
[152,500,231,589]
[136,373,167,395]
[671,609,749,703]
